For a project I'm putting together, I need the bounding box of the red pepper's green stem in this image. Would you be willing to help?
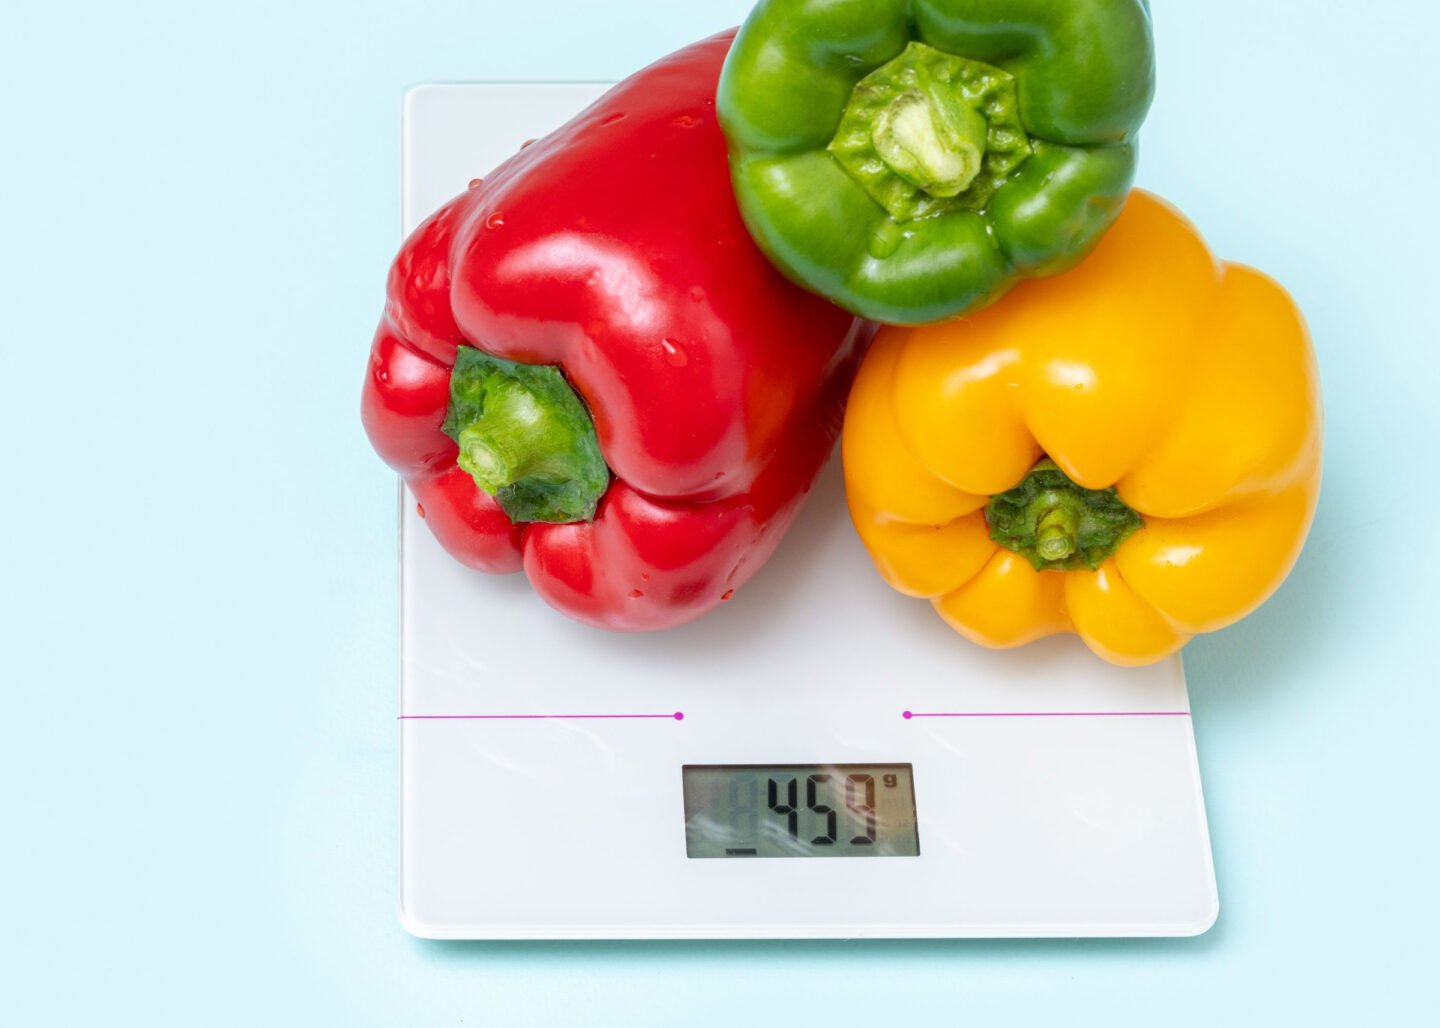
[442,347,609,524]
[455,379,561,492]
[985,459,1143,572]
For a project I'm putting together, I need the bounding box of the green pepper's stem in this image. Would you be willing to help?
[442,347,610,524]
[1035,507,1079,563]
[984,459,1144,572]
[826,43,1032,224]
[872,90,986,198]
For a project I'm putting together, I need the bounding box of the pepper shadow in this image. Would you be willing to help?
[1182,466,1356,731]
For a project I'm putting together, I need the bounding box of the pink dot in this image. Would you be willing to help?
[673,712,685,721]
[902,711,913,720]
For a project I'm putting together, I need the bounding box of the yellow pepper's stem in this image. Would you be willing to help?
[985,459,1144,572]
[1035,508,1079,563]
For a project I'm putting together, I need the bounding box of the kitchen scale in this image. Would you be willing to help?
[397,84,1218,940]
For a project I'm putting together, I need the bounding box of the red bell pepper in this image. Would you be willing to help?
[362,32,868,631]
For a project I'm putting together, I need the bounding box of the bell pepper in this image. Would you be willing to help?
[363,32,868,631]
[842,191,1323,666]
[717,0,1154,325]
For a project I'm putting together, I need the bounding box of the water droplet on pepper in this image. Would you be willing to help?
[867,220,905,259]
[485,212,505,229]
[660,338,688,367]
[416,503,426,519]
[467,178,483,190]
[629,589,644,599]
[721,589,735,601]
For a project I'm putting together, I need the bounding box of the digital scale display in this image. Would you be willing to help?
[682,764,920,858]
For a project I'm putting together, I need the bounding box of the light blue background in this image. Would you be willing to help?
[3,1,1435,1024]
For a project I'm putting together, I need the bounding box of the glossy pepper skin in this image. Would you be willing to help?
[363,32,868,631]
[717,0,1154,325]
[843,191,1323,666]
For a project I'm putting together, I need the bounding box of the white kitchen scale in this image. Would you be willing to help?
[397,84,1218,940]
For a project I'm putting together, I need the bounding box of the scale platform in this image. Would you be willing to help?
[397,84,1218,940]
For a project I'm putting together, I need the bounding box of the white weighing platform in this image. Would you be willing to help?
[397,84,1218,940]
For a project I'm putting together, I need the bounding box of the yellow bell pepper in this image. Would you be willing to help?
[842,190,1322,666]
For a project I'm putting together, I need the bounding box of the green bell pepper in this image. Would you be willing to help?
[717,0,1155,325]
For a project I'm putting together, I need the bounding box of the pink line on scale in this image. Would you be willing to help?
[400,712,684,721]
[903,710,1189,719]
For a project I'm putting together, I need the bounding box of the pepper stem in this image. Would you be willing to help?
[827,42,1032,223]
[985,460,1144,572]
[442,347,610,524]
[872,90,986,198]
[1035,507,1079,563]
[454,380,560,492]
